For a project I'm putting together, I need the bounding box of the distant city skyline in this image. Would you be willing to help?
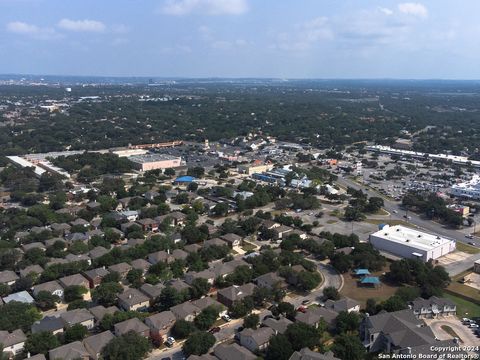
[1,0,480,79]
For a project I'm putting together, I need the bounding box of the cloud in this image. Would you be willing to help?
[58,18,106,32]
[274,16,333,51]
[398,3,428,18]
[161,0,248,15]
[6,21,59,39]
[379,7,393,16]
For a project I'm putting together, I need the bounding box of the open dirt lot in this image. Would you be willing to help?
[463,272,480,291]
[436,251,471,267]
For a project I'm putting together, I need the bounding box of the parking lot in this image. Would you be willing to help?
[425,317,479,346]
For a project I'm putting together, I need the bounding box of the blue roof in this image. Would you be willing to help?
[355,269,371,275]
[361,277,380,284]
[3,290,35,304]
[175,176,196,182]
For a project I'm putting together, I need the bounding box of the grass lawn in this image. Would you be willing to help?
[440,325,464,343]
[365,218,412,227]
[443,292,480,318]
[374,208,390,216]
[241,241,257,252]
[455,242,480,254]
[339,265,400,307]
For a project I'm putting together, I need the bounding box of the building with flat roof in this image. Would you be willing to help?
[450,176,480,200]
[128,153,182,171]
[369,225,455,262]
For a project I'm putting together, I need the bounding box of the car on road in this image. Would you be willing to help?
[222,314,231,322]
[465,234,474,239]
[297,306,307,313]
[462,318,471,324]
[301,299,311,305]
[165,337,176,347]
[469,324,479,329]
[209,327,221,334]
[392,210,398,214]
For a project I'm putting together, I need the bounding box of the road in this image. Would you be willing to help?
[336,176,480,247]
[148,262,343,360]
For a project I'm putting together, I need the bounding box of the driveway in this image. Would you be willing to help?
[424,317,479,346]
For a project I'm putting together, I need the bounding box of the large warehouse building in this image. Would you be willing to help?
[128,153,182,171]
[369,225,456,262]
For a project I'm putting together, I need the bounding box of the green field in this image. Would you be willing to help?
[455,242,480,254]
[443,292,480,318]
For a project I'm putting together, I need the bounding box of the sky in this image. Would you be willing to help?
[1,0,480,79]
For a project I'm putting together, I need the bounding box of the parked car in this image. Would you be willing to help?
[301,299,311,305]
[209,327,221,334]
[222,314,231,322]
[469,324,479,329]
[465,234,474,239]
[468,241,476,246]
[165,337,176,347]
[462,318,471,324]
[297,306,307,313]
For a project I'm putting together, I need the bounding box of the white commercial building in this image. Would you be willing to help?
[369,225,456,262]
[450,175,480,200]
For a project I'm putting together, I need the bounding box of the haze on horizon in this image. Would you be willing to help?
[1,0,479,79]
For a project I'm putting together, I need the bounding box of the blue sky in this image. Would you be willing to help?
[1,0,479,78]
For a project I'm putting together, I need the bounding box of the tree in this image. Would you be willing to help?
[296,271,321,291]
[335,311,360,334]
[243,313,260,329]
[102,331,150,360]
[190,278,211,299]
[194,306,219,331]
[64,324,88,343]
[285,322,322,351]
[155,286,183,311]
[265,334,294,360]
[172,320,196,339]
[25,331,61,355]
[35,290,60,310]
[277,302,296,319]
[330,253,353,273]
[126,269,144,288]
[64,285,88,302]
[164,168,176,177]
[380,295,407,312]
[182,331,215,356]
[332,333,366,360]
[212,202,229,217]
[323,286,340,301]
[92,282,123,306]
[0,301,42,332]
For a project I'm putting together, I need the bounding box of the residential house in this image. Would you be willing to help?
[360,309,438,353]
[325,297,360,313]
[49,341,90,360]
[191,297,227,317]
[136,218,159,232]
[19,264,44,278]
[221,233,242,248]
[184,269,216,286]
[295,307,326,329]
[144,191,160,201]
[147,250,171,264]
[0,330,27,356]
[169,211,187,226]
[33,280,64,298]
[89,305,119,324]
[410,296,456,318]
[2,291,34,304]
[273,225,293,240]
[217,283,255,308]
[117,288,150,312]
[108,262,132,279]
[114,318,150,338]
[140,283,165,303]
[169,279,191,293]
[204,238,228,248]
[22,242,46,252]
[60,309,95,330]
[31,316,64,334]
[239,327,274,352]
[289,348,341,360]
[171,249,188,261]
[58,274,90,299]
[83,330,115,360]
[65,253,92,265]
[145,311,176,344]
[171,302,201,322]
[130,258,151,275]
[254,272,288,290]
[184,244,202,253]
[214,343,256,360]
[83,268,110,288]
[0,270,18,286]
[89,246,109,260]
[262,317,293,335]
[50,222,71,235]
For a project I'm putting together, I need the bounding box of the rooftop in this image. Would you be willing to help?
[370,225,454,251]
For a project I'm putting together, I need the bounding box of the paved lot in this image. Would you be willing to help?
[425,317,479,346]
